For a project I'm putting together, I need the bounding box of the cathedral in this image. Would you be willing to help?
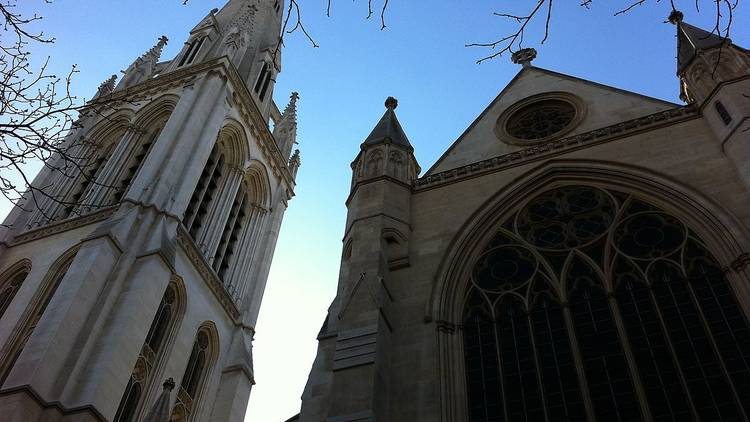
[292,10,750,422]
[0,0,298,420]
[0,0,748,421]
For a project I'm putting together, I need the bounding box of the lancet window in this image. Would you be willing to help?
[114,282,180,422]
[254,62,272,101]
[0,266,29,320]
[172,328,214,422]
[109,124,164,204]
[213,183,248,281]
[0,253,74,384]
[178,37,205,67]
[184,144,225,239]
[462,185,750,421]
[61,143,116,218]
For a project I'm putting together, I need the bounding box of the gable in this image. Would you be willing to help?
[426,67,678,175]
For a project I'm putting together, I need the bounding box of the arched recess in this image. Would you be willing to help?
[114,274,186,422]
[171,321,220,422]
[44,112,133,221]
[0,259,32,321]
[428,159,750,422]
[0,246,79,386]
[103,95,179,205]
[216,120,250,171]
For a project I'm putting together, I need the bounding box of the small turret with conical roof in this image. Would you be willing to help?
[352,97,420,188]
[670,10,750,189]
[670,9,750,103]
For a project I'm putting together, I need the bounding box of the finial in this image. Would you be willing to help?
[385,97,398,110]
[163,377,175,391]
[291,91,299,101]
[290,149,301,166]
[511,48,537,67]
[95,74,117,97]
[668,9,684,25]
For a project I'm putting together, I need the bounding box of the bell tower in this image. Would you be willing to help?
[0,1,299,421]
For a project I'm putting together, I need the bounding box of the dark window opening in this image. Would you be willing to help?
[715,101,732,126]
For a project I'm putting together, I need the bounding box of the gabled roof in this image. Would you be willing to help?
[676,22,726,72]
[362,97,413,150]
[425,66,678,176]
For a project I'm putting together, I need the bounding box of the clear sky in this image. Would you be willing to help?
[7,0,750,421]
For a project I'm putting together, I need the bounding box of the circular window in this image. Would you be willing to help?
[496,92,585,145]
[506,100,576,140]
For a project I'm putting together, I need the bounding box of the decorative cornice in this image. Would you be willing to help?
[176,225,241,322]
[415,105,699,191]
[9,207,117,246]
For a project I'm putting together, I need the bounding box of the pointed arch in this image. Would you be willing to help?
[114,275,186,422]
[431,159,750,421]
[130,94,179,130]
[429,159,750,326]
[0,259,32,321]
[243,159,271,209]
[0,246,78,385]
[217,119,250,170]
[171,321,219,422]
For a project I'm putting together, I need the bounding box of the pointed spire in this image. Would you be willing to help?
[141,35,169,64]
[669,10,725,72]
[289,149,301,179]
[94,74,117,99]
[143,378,175,422]
[363,97,412,149]
[274,92,299,159]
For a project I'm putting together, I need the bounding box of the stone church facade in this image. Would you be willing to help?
[296,13,750,422]
[0,0,298,421]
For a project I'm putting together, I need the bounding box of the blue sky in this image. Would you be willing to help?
[8,0,750,420]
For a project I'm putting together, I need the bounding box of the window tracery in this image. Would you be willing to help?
[0,267,29,320]
[505,100,576,141]
[115,283,180,422]
[463,185,750,421]
[172,328,213,422]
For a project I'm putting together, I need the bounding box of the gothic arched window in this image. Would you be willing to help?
[172,328,215,422]
[462,185,750,421]
[114,282,180,422]
[213,184,248,282]
[0,265,29,321]
[109,122,165,204]
[178,37,205,67]
[184,144,225,239]
[62,142,117,218]
[0,252,74,384]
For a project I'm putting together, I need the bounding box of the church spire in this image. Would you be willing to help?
[273,92,299,159]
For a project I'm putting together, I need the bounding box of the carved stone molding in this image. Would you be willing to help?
[176,226,241,322]
[10,207,117,246]
[415,105,699,191]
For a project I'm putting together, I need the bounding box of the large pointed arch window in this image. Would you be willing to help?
[108,122,166,205]
[462,185,750,421]
[114,282,180,422]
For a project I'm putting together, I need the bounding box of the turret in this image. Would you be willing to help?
[670,10,750,187]
[299,98,420,420]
